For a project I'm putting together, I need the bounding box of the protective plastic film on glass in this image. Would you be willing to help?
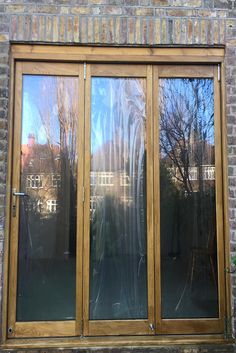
[89,77,148,320]
[159,78,219,319]
[16,76,78,321]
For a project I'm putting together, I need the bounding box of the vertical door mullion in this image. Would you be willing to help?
[146,65,155,332]
[153,66,161,333]
[82,63,91,336]
[213,65,225,330]
[76,63,86,336]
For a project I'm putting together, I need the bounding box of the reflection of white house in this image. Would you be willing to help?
[26,173,61,213]
[90,171,136,215]
[171,165,215,182]
[26,171,134,215]
[90,171,131,187]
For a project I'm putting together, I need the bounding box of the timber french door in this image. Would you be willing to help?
[8,62,225,338]
[154,65,225,334]
[8,62,85,337]
[83,64,155,336]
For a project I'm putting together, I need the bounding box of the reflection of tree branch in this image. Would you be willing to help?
[160,78,214,196]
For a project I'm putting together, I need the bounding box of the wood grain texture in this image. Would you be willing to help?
[220,62,232,325]
[158,65,214,78]
[146,65,155,334]
[82,63,91,337]
[2,334,232,350]
[11,45,224,64]
[21,62,80,76]
[90,64,147,77]
[213,65,225,327]
[75,64,85,336]
[14,321,76,338]
[153,66,161,333]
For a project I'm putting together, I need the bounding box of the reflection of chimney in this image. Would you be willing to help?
[28,133,35,147]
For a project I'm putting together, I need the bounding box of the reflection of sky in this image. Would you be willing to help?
[22,75,60,145]
[91,77,145,154]
[160,78,214,144]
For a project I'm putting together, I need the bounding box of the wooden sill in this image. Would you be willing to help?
[1,334,234,350]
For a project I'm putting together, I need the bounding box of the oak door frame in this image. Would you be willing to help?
[3,45,230,343]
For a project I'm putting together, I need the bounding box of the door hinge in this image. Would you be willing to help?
[218,64,221,82]
[224,316,232,339]
[84,63,87,80]
[80,318,84,338]
[149,323,155,331]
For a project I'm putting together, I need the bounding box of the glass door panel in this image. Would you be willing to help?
[17,75,78,321]
[90,77,147,320]
[159,77,218,319]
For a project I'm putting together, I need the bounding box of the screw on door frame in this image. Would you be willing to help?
[8,326,13,334]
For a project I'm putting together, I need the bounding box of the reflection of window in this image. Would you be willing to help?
[26,199,44,212]
[120,195,133,205]
[46,199,58,213]
[52,174,61,187]
[26,174,43,188]
[37,200,43,212]
[120,172,130,186]
[90,172,113,186]
[203,166,215,180]
[90,195,103,215]
[189,167,198,180]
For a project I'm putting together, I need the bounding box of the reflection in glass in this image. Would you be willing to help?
[159,78,219,319]
[89,78,147,320]
[16,75,78,321]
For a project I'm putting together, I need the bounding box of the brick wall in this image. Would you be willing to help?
[0,0,236,351]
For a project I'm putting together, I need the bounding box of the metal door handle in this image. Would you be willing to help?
[13,192,28,197]
[12,188,28,217]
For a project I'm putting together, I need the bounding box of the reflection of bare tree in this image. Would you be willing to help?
[160,78,214,196]
[160,78,218,315]
[35,77,78,258]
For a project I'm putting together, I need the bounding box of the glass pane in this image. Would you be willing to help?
[16,75,78,321]
[159,78,219,319]
[89,78,147,320]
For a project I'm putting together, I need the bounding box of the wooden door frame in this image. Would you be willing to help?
[2,45,230,344]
